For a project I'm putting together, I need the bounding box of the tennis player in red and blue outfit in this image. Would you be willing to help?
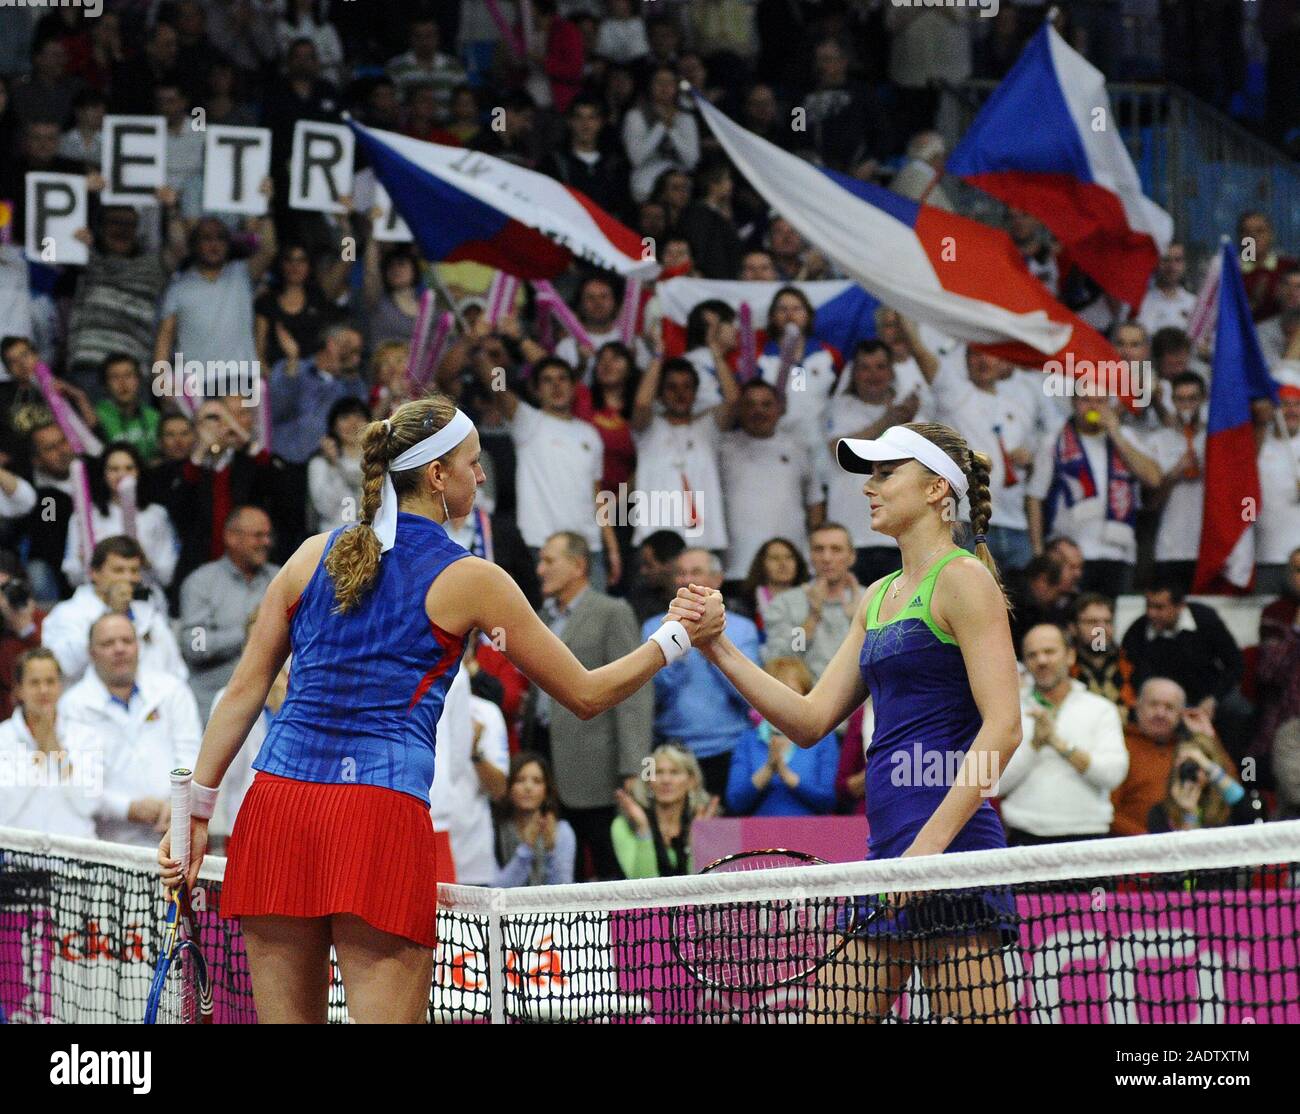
[160,395,724,1023]
[670,421,1024,1023]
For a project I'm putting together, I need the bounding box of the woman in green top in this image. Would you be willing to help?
[611,743,719,879]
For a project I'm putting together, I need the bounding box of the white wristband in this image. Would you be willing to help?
[191,781,219,821]
[649,620,691,666]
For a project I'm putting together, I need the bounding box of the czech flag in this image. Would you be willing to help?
[693,93,1124,383]
[1194,241,1280,594]
[656,277,878,361]
[349,120,657,281]
[947,23,1173,311]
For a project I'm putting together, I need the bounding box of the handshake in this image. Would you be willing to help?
[665,583,728,654]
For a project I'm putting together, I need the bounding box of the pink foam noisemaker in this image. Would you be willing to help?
[775,322,802,398]
[483,0,525,57]
[413,311,454,392]
[533,279,594,349]
[117,473,139,541]
[31,362,102,457]
[618,278,642,347]
[71,458,96,569]
[737,302,757,382]
[406,289,436,389]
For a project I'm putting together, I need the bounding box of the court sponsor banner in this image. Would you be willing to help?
[607,887,1300,1024]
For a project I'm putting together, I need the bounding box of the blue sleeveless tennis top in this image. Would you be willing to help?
[858,548,1008,860]
[252,512,470,805]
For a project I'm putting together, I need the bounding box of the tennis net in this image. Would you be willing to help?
[2,822,1298,1023]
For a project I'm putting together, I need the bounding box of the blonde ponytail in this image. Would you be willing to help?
[903,421,1012,610]
[323,393,460,613]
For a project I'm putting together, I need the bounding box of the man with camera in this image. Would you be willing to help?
[1111,676,1235,836]
[41,536,188,685]
[0,550,43,720]
[997,624,1129,844]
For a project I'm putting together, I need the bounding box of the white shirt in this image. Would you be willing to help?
[1029,426,1138,563]
[1258,431,1300,565]
[509,404,604,548]
[62,502,179,589]
[0,706,103,839]
[1137,283,1197,336]
[555,328,652,383]
[719,430,818,579]
[206,683,270,841]
[1145,424,1206,562]
[997,681,1129,836]
[631,413,728,551]
[684,346,726,416]
[42,584,189,686]
[824,390,936,548]
[0,474,36,519]
[59,667,201,847]
[622,105,700,204]
[931,354,1035,529]
[756,342,838,496]
[428,667,510,886]
[594,17,649,63]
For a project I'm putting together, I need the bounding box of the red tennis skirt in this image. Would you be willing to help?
[220,772,440,948]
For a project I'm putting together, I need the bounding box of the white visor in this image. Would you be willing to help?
[836,426,969,499]
[373,408,475,552]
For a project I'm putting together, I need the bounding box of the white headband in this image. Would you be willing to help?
[835,426,969,499]
[373,408,475,552]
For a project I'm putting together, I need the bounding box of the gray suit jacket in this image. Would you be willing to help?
[522,589,652,810]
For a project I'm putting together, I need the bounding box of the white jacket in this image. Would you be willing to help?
[0,706,103,839]
[58,667,201,847]
[42,584,189,686]
[206,683,269,841]
[998,681,1129,837]
[62,502,179,589]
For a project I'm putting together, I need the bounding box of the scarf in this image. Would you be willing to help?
[647,802,692,878]
[495,816,549,887]
[1045,420,1139,536]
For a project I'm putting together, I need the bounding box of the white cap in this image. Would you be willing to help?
[836,425,969,498]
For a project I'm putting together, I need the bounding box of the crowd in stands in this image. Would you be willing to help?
[0,2,1297,891]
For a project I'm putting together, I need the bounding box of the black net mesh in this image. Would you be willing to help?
[2,828,1298,1024]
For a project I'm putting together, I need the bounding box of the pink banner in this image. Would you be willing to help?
[737,302,757,382]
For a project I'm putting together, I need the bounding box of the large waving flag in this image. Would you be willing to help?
[693,93,1123,380]
[947,23,1173,310]
[1194,241,1280,593]
[657,277,878,360]
[350,120,656,280]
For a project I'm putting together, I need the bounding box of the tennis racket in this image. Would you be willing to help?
[144,769,213,1024]
[669,849,872,992]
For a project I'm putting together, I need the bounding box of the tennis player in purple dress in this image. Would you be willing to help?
[669,421,1023,1022]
